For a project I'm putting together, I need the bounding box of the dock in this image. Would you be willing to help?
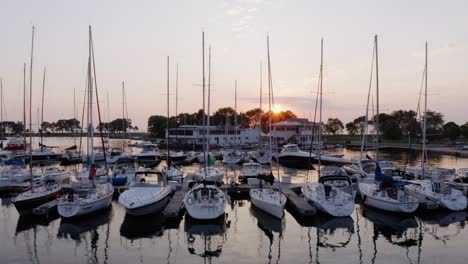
[281,184,316,217]
[32,200,58,216]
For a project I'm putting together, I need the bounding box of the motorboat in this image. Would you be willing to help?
[60,145,82,165]
[404,180,467,211]
[118,169,172,216]
[106,148,133,165]
[184,182,226,220]
[317,153,352,166]
[4,136,27,151]
[0,167,33,192]
[238,161,263,182]
[161,151,187,163]
[134,144,160,163]
[277,144,314,169]
[302,175,355,217]
[342,159,377,179]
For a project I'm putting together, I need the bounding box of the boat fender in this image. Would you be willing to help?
[188,235,195,243]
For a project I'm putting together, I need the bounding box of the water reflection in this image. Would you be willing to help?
[184,214,230,262]
[120,213,165,239]
[250,205,284,264]
[16,213,59,234]
[57,205,113,241]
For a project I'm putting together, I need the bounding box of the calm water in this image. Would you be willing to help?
[1,137,468,264]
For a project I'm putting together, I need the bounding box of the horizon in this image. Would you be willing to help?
[1,0,467,132]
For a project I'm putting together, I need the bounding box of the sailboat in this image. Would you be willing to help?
[401,43,466,211]
[192,45,226,183]
[13,27,69,213]
[249,35,287,219]
[302,39,355,217]
[106,82,133,165]
[184,32,226,220]
[222,80,243,164]
[57,26,114,218]
[161,59,184,183]
[358,35,419,213]
[252,62,271,165]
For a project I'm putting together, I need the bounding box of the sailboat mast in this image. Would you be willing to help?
[0,83,3,143]
[122,81,125,150]
[23,63,27,160]
[73,88,77,146]
[40,67,46,150]
[317,38,323,176]
[175,63,178,150]
[166,56,170,167]
[207,46,211,155]
[374,35,380,160]
[88,26,94,164]
[422,42,428,174]
[29,26,35,190]
[259,61,262,147]
[267,35,273,171]
[234,80,237,149]
[202,32,207,172]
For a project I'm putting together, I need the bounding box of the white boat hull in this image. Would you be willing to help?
[249,189,286,219]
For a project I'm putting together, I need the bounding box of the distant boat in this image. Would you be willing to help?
[277,144,314,169]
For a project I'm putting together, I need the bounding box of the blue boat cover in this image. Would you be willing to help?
[375,164,393,183]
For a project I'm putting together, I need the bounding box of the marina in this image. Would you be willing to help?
[0,137,468,263]
[1,1,468,263]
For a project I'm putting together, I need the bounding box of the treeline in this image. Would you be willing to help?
[343,109,468,141]
[0,118,137,134]
[147,107,297,137]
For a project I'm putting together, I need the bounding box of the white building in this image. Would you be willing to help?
[166,125,261,147]
[269,118,320,146]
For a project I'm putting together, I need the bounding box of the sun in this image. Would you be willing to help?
[273,105,282,114]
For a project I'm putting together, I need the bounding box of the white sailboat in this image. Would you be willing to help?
[239,161,263,182]
[118,169,172,216]
[404,180,467,211]
[13,27,69,213]
[302,38,356,217]
[249,35,286,219]
[184,32,226,220]
[57,26,113,218]
[357,36,419,213]
[222,81,243,164]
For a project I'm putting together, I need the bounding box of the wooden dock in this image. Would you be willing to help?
[32,200,58,216]
[281,183,316,217]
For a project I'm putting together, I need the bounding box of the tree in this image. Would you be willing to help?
[345,121,359,135]
[461,122,468,139]
[147,115,168,137]
[324,118,344,135]
[241,108,263,128]
[381,119,403,139]
[442,122,460,140]
[108,118,134,133]
[424,110,445,139]
[211,107,236,126]
[391,110,419,137]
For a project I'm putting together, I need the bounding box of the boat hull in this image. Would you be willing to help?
[58,192,113,218]
[124,195,170,216]
[278,155,313,169]
[13,191,58,213]
[249,189,286,219]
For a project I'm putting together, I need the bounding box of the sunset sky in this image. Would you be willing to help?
[0,0,467,131]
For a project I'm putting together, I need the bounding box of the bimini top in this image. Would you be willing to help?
[319,175,352,185]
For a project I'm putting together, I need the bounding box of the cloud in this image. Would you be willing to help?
[227,6,244,16]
